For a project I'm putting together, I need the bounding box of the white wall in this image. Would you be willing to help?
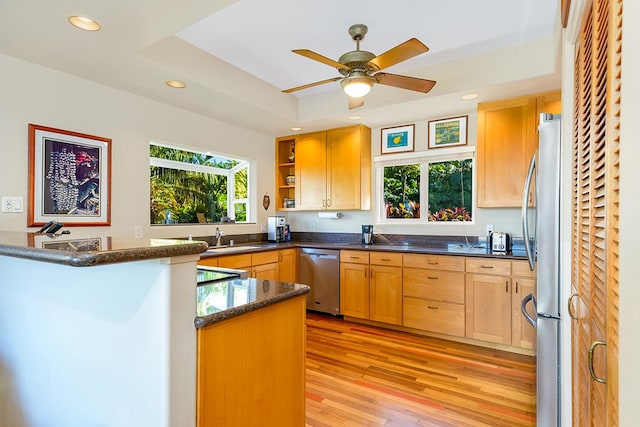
[0,53,274,239]
[618,0,640,424]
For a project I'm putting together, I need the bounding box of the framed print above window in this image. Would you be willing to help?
[428,115,468,149]
[381,124,415,154]
[28,124,112,227]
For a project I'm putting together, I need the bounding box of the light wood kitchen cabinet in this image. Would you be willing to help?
[340,257,370,319]
[197,257,218,267]
[275,135,297,210]
[476,90,561,207]
[251,250,279,280]
[340,250,402,325]
[197,296,306,427]
[402,254,465,337]
[217,253,251,270]
[465,258,537,349]
[369,252,403,325]
[511,260,536,349]
[216,251,280,279]
[278,248,297,283]
[292,125,371,211]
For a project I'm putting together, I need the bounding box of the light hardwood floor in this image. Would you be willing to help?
[305,312,536,426]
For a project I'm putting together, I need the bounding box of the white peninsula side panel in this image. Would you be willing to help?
[0,254,198,427]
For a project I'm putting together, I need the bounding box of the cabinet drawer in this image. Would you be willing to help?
[511,260,536,278]
[217,254,252,269]
[198,257,218,267]
[369,252,403,267]
[403,297,465,337]
[403,254,464,271]
[251,250,279,266]
[403,268,464,303]
[465,258,511,275]
[340,250,369,264]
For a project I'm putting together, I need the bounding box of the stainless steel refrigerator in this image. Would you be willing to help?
[521,113,562,427]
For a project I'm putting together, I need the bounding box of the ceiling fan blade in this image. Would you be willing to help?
[349,96,364,109]
[292,49,346,70]
[375,72,436,93]
[282,77,342,93]
[369,38,429,70]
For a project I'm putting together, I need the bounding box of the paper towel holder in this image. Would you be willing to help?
[318,212,343,219]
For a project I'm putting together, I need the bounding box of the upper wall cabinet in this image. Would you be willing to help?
[276,125,371,211]
[476,90,561,207]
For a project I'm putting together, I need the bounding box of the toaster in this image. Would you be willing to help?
[491,232,511,253]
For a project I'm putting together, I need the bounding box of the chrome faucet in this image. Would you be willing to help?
[215,227,224,247]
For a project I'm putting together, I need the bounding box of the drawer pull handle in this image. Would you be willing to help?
[427,276,439,280]
[481,265,495,269]
[380,258,391,261]
[427,306,438,310]
[350,256,361,259]
[427,261,439,265]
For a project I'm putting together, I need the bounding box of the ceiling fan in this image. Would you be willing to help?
[282,24,436,109]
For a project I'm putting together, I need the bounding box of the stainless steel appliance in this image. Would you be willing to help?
[267,216,285,242]
[298,248,340,315]
[361,224,374,245]
[490,231,511,253]
[521,113,562,426]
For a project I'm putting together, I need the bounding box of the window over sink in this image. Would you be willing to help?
[374,147,475,224]
[149,142,253,225]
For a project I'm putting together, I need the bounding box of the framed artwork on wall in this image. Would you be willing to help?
[381,124,415,154]
[428,115,468,149]
[28,124,112,227]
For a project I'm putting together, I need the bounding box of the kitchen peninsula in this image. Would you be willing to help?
[0,232,308,427]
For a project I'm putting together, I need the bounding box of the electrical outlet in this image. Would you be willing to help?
[486,224,494,235]
[134,225,142,238]
[260,223,267,232]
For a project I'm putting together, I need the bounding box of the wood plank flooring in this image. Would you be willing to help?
[305,313,536,426]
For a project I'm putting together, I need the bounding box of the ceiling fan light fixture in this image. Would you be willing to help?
[341,73,373,98]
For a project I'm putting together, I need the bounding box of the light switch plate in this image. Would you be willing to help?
[2,196,23,213]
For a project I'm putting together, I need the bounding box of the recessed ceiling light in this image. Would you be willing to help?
[349,115,362,121]
[166,80,187,89]
[68,16,101,31]
[461,93,479,100]
[290,127,302,131]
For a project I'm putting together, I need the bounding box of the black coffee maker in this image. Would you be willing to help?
[361,224,374,245]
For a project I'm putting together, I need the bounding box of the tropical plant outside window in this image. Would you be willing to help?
[150,143,250,224]
[382,157,473,222]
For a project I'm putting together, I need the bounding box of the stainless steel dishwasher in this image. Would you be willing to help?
[298,248,340,315]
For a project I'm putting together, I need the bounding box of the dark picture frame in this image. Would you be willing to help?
[427,115,468,149]
[381,124,415,154]
[28,124,112,227]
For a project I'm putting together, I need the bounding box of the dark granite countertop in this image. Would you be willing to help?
[200,240,528,260]
[194,277,309,328]
[0,231,208,266]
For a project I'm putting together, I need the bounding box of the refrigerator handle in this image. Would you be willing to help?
[521,293,537,328]
[521,154,536,271]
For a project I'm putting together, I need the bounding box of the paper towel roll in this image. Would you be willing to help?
[318,212,343,219]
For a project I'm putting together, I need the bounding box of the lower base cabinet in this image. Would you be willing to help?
[197,296,306,427]
[403,297,465,337]
[340,251,403,325]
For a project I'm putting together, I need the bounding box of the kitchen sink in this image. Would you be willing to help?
[447,243,488,254]
[205,245,262,254]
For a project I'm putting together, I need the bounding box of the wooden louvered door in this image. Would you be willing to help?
[570,0,621,425]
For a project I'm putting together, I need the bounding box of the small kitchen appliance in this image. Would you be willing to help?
[490,231,511,253]
[361,224,374,245]
[267,216,286,242]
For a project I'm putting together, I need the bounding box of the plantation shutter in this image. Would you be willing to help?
[570,0,620,425]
